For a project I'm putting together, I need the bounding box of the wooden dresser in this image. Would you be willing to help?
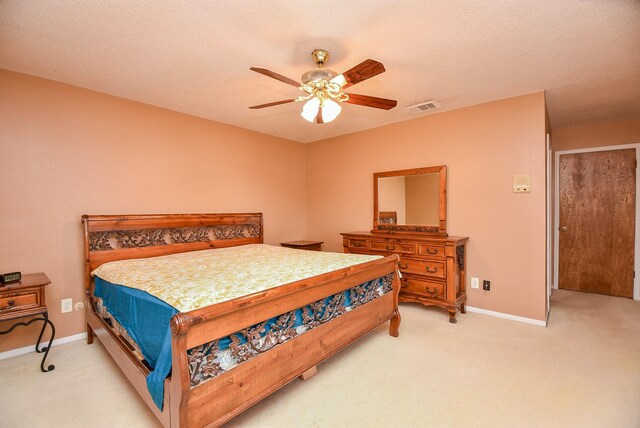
[342,232,468,323]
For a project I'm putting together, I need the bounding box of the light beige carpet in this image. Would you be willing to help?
[1,289,638,427]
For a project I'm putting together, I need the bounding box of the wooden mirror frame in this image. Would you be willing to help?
[373,165,447,236]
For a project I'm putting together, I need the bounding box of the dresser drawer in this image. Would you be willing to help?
[417,244,446,259]
[370,240,415,254]
[0,289,40,313]
[346,238,368,250]
[401,277,446,300]
[398,257,446,279]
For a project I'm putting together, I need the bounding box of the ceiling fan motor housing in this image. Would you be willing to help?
[301,68,338,84]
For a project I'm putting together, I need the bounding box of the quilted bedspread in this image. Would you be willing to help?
[92,243,380,312]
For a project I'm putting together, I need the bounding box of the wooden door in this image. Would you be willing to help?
[558,148,636,297]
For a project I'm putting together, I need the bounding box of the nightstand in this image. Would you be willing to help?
[281,240,324,251]
[0,273,55,372]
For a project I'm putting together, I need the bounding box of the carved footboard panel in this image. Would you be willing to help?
[188,292,397,427]
[82,213,401,427]
[186,273,394,388]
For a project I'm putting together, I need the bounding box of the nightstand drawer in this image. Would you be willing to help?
[370,241,415,254]
[401,277,446,300]
[398,257,446,279]
[0,288,40,313]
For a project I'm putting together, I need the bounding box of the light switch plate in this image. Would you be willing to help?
[471,277,479,289]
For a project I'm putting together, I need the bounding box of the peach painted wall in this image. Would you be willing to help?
[0,70,307,352]
[306,93,548,321]
[552,117,640,151]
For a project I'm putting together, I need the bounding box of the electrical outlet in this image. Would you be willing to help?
[483,280,491,291]
[61,298,73,313]
[471,277,479,289]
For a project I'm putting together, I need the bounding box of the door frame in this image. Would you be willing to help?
[553,143,640,300]
[546,133,552,316]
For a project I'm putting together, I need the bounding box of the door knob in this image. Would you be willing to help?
[561,226,568,232]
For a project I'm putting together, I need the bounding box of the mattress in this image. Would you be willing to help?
[92,244,389,409]
[92,244,383,312]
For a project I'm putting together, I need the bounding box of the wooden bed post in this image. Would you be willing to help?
[170,313,191,428]
[81,215,94,344]
[389,258,402,337]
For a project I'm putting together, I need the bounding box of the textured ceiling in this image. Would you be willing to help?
[1,1,639,143]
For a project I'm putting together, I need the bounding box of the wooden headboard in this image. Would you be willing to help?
[81,213,263,297]
[378,211,398,224]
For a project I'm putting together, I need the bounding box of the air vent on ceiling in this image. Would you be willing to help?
[405,100,440,113]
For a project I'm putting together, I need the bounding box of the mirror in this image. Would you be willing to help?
[373,165,447,235]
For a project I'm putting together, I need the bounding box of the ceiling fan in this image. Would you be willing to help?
[249,49,397,124]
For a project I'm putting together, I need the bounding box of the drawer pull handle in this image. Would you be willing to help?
[425,287,438,296]
[386,245,396,251]
[352,241,364,247]
[2,300,16,310]
[425,248,438,255]
[398,262,408,269]
[425,266,438,273]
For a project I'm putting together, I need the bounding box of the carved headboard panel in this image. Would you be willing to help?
[378,211,397,224]
[82,213,263,297]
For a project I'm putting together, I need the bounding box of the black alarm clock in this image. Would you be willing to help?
[0,272,21,284]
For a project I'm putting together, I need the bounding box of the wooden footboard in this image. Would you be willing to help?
[82,213,400,427]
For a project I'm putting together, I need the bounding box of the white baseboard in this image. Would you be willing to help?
[0,332,87,361]
[466,306,547,327]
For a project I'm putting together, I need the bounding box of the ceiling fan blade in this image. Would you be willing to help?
[338,59,386,89]
[345,93,397,110]
[250,67,301,88]
[249,99,297,109]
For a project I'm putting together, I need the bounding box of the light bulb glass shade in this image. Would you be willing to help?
[301,97,320,122]
[321,99,341,123]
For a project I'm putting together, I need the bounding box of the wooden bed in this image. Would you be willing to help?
[82,213,401,427]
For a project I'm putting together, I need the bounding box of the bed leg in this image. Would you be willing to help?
[86,323,94,344]
[299,365,318,381]
[389,311,401,337]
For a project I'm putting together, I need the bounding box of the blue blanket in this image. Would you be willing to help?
[94,277,177,409]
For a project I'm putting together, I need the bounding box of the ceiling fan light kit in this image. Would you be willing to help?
[301,97,342,123]
[297,51,348,124]
[250,49,397,124]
